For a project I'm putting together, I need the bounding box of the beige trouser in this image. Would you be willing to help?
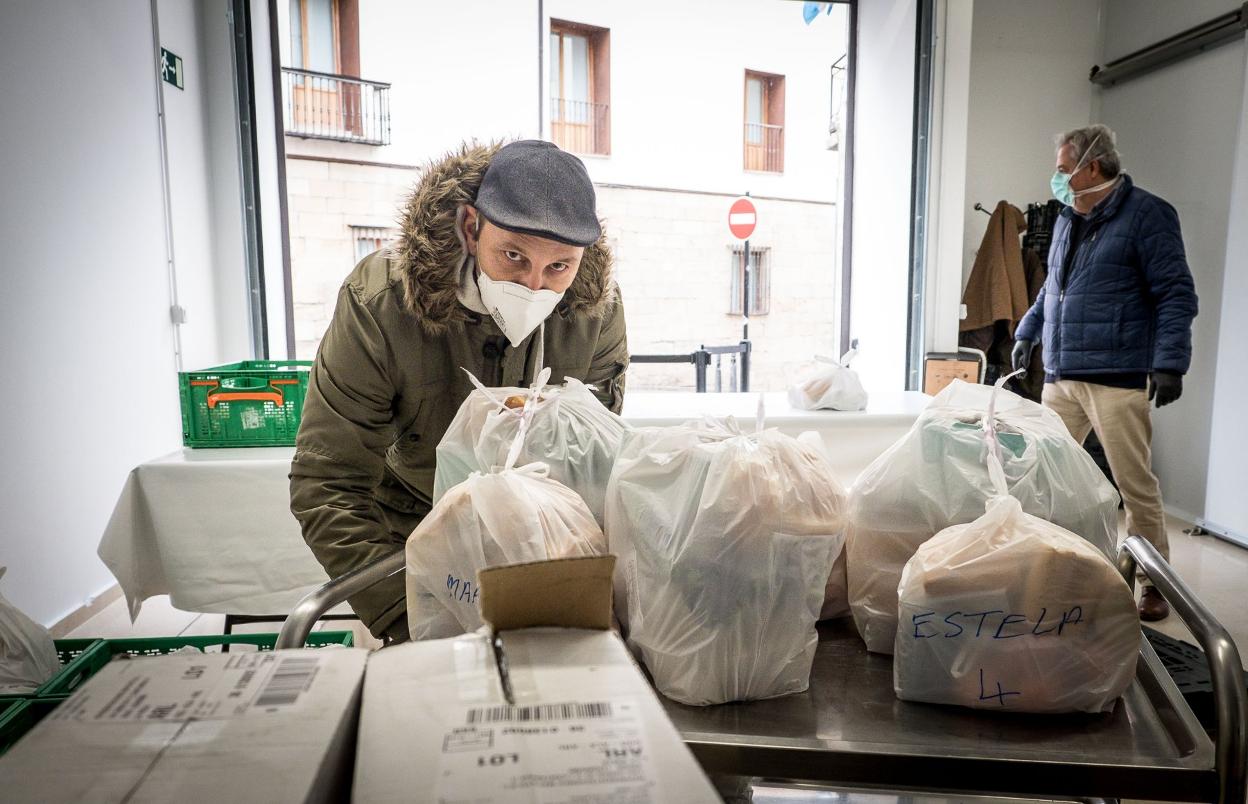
[1041,380,1170,577]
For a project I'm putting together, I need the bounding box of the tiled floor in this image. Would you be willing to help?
[1131,513,1248,667]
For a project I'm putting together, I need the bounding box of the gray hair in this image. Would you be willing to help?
[1055,124,1122,177]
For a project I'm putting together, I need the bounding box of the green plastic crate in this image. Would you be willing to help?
[50,638,101,668]
[40,631,355,697]
[179,360,313,447]
[0,697,67,756]
[34,638,101,697]
[0,639,101,702]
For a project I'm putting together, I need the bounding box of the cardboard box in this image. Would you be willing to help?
[924,353,981,395]
[0,647,367,803]
[353,557,720,803]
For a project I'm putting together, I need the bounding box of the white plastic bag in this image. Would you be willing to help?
[0,567,60,693]
[433,369,628,527]
[606,416,844,706]
[788,350,868,411]
[893,380,1138,713]
[409,390,608,641]
[796,432,851,620]
[846,379,1119,654]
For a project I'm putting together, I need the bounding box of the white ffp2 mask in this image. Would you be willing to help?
[476,269,564,347]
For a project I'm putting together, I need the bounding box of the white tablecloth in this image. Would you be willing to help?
[98,391,929,619]
[96,447,328,620]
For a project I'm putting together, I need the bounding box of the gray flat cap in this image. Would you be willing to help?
[474,140,601,246]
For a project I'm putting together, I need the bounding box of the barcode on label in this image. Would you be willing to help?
[465,701,613,725]
[254,656,320,708]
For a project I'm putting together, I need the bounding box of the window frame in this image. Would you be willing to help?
[291,0,341,75]
[743,69,785,173]
[549,19,611,156]
[729,245,771,317]
[350,224,399,263]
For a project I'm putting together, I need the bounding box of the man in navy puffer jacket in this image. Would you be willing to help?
[1013,124,1198,622]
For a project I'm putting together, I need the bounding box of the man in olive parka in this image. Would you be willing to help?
[290,140,628,642]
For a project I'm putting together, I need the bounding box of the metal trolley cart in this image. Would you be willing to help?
[276,536,1246,803]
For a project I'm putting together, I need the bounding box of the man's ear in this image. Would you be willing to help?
[462,205,479,256]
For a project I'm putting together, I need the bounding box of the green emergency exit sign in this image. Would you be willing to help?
[161,47,184,90]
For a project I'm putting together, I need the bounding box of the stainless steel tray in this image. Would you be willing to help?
[664,618,1214,801]
[661,537,1245,803]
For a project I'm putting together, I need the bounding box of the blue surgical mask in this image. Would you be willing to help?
[1052,169,1118,207]
[1050,170,1076,206]
[1050,132,1115,206]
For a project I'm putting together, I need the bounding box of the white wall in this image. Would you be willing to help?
[157,0,251,367]
[922,0,973,356]
[960,0,1100,286]
[0,0,252,625]
[0,1,181,625]
[1097,0,1246,522]
[1204,51,1248,544]
[849,0,916,391]
[201,0,254,360]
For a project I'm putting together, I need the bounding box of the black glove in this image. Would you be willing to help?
[1149,372,1182,408]
[1011,339,1035,372]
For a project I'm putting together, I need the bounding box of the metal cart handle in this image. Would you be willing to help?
[1118,534,1247,804]
[276,550,405,650]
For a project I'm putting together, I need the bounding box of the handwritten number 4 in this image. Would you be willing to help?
[978,668,1021,706]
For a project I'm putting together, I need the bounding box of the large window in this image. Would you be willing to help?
[744,70,785,172]
[273,4,849,392]
[550,21,610,155]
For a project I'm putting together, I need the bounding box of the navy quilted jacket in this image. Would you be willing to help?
[1015,174,1198,377]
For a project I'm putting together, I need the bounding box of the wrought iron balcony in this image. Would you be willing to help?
[744,122,784,172]
[550,97,609,155]
[281,67,391,146]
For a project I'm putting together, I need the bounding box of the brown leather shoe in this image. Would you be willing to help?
[1139,586,1170,621]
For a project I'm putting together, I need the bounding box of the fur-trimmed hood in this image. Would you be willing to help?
[392,141,615,335]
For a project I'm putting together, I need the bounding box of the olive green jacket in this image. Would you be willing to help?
[289,142,627,638]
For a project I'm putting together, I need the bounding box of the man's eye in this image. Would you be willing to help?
[549,263,569,273]
[503,251,524,262]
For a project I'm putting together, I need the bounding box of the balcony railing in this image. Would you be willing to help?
[550,97,609,155]
[744,122,784,172]
[282,67,391,146]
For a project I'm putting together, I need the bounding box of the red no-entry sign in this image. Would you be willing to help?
[728,197,757,240]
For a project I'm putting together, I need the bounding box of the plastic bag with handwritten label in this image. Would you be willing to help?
[845,379,1119,654]
[606,415,845,705]
[892,378,1138,714]
[433,370,628,529]
[406,464,607,640]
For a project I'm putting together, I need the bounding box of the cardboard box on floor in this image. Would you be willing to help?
[354,555,721,803]
[0,647,367,803]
